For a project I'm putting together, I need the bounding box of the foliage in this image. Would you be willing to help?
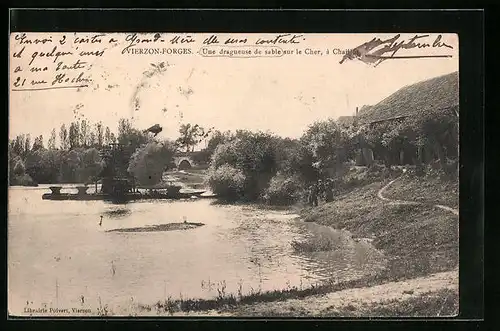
[77,148,104,184]
[12,173,37,186]
[206,164,246,201]
[117,118,149,153]
[262,173,304,205]
[9,118,123,185]
[301,119,353,177]
[13,158,26,176]
[194,130,233,164]
[176,124,213,153]
[127,140,176,186]
[210,131,279,200]
[274,138,318,183]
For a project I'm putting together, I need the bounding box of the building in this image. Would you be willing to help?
[344,71,459,166]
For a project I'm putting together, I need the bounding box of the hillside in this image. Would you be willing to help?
[357,71,459,124]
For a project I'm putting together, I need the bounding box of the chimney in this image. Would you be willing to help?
[355,107,359,116]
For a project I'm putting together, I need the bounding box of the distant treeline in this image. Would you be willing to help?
[9,106,458,206]
[8,118,214,186]
[8,118,155,186]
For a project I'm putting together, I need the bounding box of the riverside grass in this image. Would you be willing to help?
[135,171,458,316]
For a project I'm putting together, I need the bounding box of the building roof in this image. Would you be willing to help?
[357,71,459,125]
[336,115,356,127]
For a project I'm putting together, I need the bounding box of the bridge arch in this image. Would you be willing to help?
[178,159,192,170]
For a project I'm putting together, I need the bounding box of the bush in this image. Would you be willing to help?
[210,132,280,200]
[13,159,26,176]
[13,174,37,186]
[262,174,303,205]
[207,164,246,201]
[128,141,176,186]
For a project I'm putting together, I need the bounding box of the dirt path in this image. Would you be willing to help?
[205,270,458,317]
[378,177,459,216]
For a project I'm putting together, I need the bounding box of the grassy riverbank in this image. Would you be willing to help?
[302,175,459,280]
[133,171,458,317]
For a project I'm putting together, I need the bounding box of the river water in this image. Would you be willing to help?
[8,185,386,316]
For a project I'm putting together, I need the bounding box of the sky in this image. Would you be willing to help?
[9,33,459,145]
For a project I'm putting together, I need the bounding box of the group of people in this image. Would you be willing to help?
[307,178,335,207]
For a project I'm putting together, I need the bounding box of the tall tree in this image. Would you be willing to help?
[96,122,104,147]
[300,119,352,177]
[24,134,31,156]
[89,131,96,147]
[12,134,25,156]
[80,119,88,147]
[77,148,103,183]
[59,124,69,150]
[69,122,80,149]
[176,124,211,152]
[104,126,112,146]
[118,118,132,137]
[48,128,57,150]
[32,135,44,151]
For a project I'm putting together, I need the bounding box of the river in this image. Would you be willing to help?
[8,185,387,316]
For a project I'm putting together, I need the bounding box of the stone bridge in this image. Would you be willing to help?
[172,152,204,170]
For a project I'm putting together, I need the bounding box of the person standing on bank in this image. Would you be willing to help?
[310,182,319,207]
[324,178,334,202]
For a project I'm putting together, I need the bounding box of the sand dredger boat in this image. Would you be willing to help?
[41,142,208,202]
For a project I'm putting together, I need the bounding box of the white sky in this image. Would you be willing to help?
[9,33,459,144]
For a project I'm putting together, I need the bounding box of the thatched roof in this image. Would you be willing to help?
[336,115,356,127]
[357,105,373,116]
[357,71,458,125]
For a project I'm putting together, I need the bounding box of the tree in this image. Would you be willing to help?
[300,119,352,177]
[48,128,57,150]
[118,128,149,155]
[118,118,132,137]
[176,124,212,152]
[41,149,63,183]
[104,126,112,146]
[206,130,231,154]
[32,135,44,152]
[24,149,43,182]
[80,119,88,147]
[96,122,104,147]
[69,122,80,149]
[59,124,69,150]
[127,141,176,186]
[64,149,81,181]
[89,131,97,147]
[13,158,25,176]
[207,164,246,201]
[77,148,104,183]
[24,134,31,157]
[12,134,25,156]
[210,131,279,200]
[275,138,317,183]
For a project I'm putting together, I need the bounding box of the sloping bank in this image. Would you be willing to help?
[226,171,459,317]
[225,172,458,317]
[139,171,458,317]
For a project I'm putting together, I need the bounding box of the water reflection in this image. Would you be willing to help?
[8,185,387,316]
[103,208,132,219]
